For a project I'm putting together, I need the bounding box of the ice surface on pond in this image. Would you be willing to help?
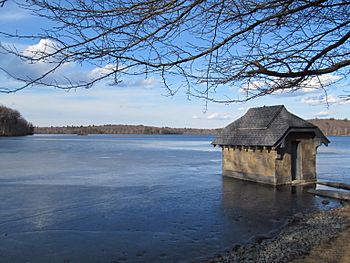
[0,134,348,262]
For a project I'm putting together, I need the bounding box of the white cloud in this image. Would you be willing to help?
[277,75,341,95]
[0,39,74,87]
[117,77,158,89]
[300,97,320,105]
[22,39,60,61]
[303,74,342,88]
[239,81,266,93]
[138,77,158,88]
[314,109,338,118]
[301,94,350,105]
[0,39,160,92]
[206,112,232,120]
[0,40,130,91]
[88,64,119,79]
[238,74,341,96]
[191,112,233,121]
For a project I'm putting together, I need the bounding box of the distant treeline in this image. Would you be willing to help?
[0,106,34,136]
[309,118,350,136]
[35,118,350,136]
[35,124,221,135]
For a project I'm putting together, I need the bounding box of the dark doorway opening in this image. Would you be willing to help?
[291,141,301,181]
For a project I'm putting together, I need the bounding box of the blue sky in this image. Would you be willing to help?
[0,2,349,128]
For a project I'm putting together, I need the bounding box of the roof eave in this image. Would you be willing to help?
[273,127,330,148]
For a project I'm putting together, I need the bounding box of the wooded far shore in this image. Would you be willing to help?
[34,125,221,136]
[34,118,350,137]
[1,102,348,137]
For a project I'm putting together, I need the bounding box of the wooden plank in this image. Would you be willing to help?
[308,189,350,201]
[318,181,350,191]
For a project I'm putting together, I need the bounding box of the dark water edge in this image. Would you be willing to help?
[200,180,342,262]
[0,182,341,263]
[0,134,347,262]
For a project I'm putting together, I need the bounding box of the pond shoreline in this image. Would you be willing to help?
[208,202,350,263]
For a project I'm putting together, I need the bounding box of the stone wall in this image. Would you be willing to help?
[221,133,320,185]
[222,146,277,184]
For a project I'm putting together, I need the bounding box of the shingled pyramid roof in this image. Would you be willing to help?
[212,105,329,147]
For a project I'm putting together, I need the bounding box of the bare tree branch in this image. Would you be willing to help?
[0,0,349,102]
[0,0,7,8]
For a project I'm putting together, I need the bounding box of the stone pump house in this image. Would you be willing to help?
[212,105,329,185]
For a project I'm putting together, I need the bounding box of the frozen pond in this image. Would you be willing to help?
[0,135,347,262]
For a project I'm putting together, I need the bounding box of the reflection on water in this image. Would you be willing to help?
[221,178,327,242]
[0,135,347,262]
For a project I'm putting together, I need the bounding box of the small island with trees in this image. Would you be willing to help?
[0,106,34,136]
